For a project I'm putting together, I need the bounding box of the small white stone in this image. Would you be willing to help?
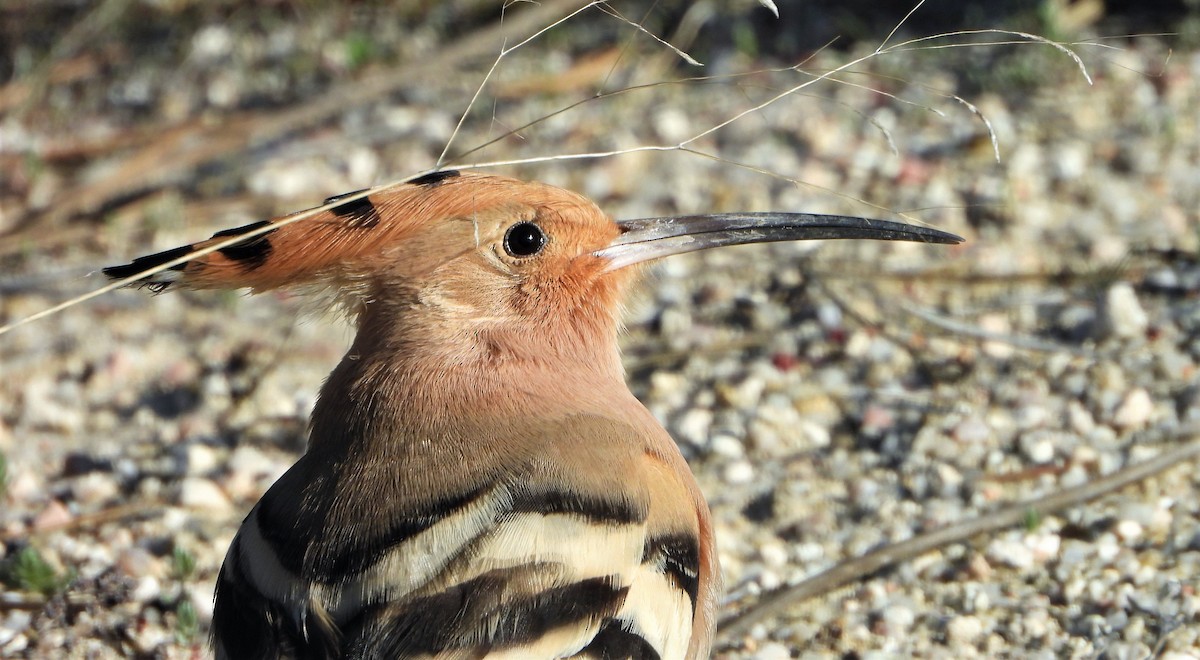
[131,576,162,603]
[799,419,831,449]
[723,460,755,485]
[183,443,221,476]
[952,416,989,444]
[751,642,792,660]
[1026,533,1061,561]
[986,536,1035,569]
[709,434,744,459]
[1019,431,1056,464]
[653,107,692,143]
[6,469,41,502]
[758,541,788,568]
[1,633,29,654]
[1096,533,1121,562]
[845,330,873,358]
[1103,282,1149,338]
[720,376,765,410]
[72,473,119,506]
[946,615,985,643]
[648,371,689,408]
[881,605,916,635]
[1067,401,1096,435]
[191,25,233,61]
[979,313,1015,359]
[674,408,713,447]
[20,377,83,433]
[228,445,281,479]
[1060,464,1089,488]
[1112,388,1154,429]
[176,477,233,513]
[757,569,781,591]
[1015,404,1048,430]
[795,542,824,563]
[1114,519,1144,543]
[1019,608,1051,638]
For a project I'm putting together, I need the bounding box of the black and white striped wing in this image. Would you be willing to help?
[212,416,705,659]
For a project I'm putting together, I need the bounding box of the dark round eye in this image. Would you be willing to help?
[503,222,547,257]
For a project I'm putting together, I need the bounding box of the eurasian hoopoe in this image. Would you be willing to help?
[105,170,961,659]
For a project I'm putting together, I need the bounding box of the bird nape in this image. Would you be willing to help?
[105,170,962,660]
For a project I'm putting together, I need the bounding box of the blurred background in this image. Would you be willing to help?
[2,1,1199,657]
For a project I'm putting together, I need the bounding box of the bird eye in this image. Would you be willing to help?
[503,222,547,257]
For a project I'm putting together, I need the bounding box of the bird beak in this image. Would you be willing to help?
[595,213,963,272]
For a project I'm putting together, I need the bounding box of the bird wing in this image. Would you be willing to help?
[213,413,707,660]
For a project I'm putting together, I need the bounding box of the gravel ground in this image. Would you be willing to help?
[2,3,1200,658]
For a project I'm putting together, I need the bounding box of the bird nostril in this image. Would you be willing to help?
[504,222,547,257]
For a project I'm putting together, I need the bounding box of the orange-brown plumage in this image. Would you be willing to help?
[105,170,960,659]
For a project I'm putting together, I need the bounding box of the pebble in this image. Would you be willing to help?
[878,604,916,636]
[72,472,120,506]
[1027,533,1061,562]
[20,377,83,433]
[116,547,162,579]
[953,416,992,444]
[750,642,792,660]
[6,470,42,502]
[130,576,162,603]
[181,443,222,476]
[175,477,233,513]
[674,408,714,447]
[32,500,72,531]
[1112,388,1155,429]
[946,615,985,644]
[723,460,756,485]
[1114,519,1144,543]
[758,541,788,568]
[986,536,1035,570]
[1066,401,1096,435]
[1019,430,1057,464]
[1102,282,1149,338]
[979,313,1015,359]
[710,434,745,459]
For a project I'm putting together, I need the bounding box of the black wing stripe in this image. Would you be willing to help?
[512,487,646,526]
[350,572,628,657]
[642,533,700,614]
[579,619,663,660]
[212,537,340,660]
[253,484,492,579]
[254,485,646,581]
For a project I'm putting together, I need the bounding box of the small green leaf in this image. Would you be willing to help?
[1023,507,1043,532]
[175,598,199,644]
[1,547,72,596]
[171,546,197,582]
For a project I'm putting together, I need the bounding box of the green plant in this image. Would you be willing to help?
[1,547,73,596]
[175,598,200,645]
[171,546,197,582]
[344,32,377,70]
[1022,507,1043,532]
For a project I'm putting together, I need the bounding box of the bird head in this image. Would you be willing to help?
[104,170,961,368]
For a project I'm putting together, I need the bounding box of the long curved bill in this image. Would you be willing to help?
[595,213,963,272]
